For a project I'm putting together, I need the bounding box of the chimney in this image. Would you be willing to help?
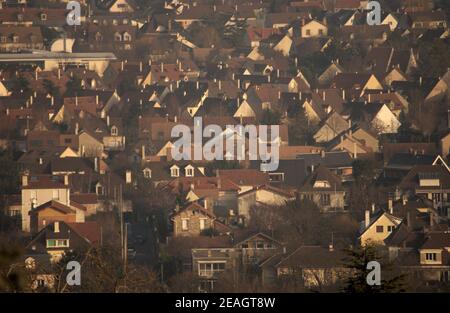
[22,175,28,187]
[196,81,199,90]
[388,198,393,214]
[353,142,357,159]
[322,91,326,101]
[342,89,346,99]
[141,145,146,160]
[75,122,79,135]
[402,194,407,205]
[51,96,54,106]
[75,95,78,106]
[94,157,98,172]
[320,150,325,158]
[96,94,99,105]
[365,209,370,228]
[54,221,60,233]
[329,243,334,252]
[139,61,143,73]
[121,61,124,71]
[371,203,375,213]
[39,158,43,165]
[64,175,69,186]
[126,170,132,184]
[106,115,110,126]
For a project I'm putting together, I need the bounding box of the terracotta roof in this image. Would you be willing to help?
[216,169,269,186]
[275,246,345,268]
[67,221,101,245]
[172,201,216,219]
[70,193,98,204]
[420,231,450,249]
[30,200,75,215]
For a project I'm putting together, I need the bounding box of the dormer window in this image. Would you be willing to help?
[96,183,104,195]
[170,165,180,177]
[418,173,440,187]
[95,32,103,41]
[185,165,194,177]
[123,32,131,42]
[143,168,152,178]
[114,32,122,42]
[313,180,331,188]
[111,126,118,136]
[41,13,47,21]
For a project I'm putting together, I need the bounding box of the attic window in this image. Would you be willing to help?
[170,166,179,177]
[41,13,47,21]
[143,168,151,178]
[111,126,118,136]
[313,180,331,188]
[185,166,194,177]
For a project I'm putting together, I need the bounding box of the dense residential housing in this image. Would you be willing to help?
[0,0,449,294]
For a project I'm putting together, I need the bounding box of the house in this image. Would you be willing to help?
[313,111,349,143]
[425,69,450,103]
[301,20,328,38]
[296,150,354,181]
[191,231,283,291]
[29,199,86,234]
[418,231,450,276]
[359,208,403,246]
[384,152,437,181]
[409,11,447,29]
[78,130,104,157]
[0,26,44,52]
[25,220,100,264]
[107,0,138,13]
[273,34,294,57]
[399,160,450,216]
[171,202,216,237]
[368,103,401,134]
[298,165,346,212]
[216,169,269,194]
[21,174,71,232]
[261,245,348,288]
[317,62,345,86]
[332,73,384,100]
[237,185,295,223]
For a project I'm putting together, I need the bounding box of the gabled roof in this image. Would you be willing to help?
[299,164,344,192]
[172,202,216,219]
[273,246,345,269]
[30,200,76,215]
[420,231,450,250]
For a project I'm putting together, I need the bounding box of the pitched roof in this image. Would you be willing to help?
[216,169,269,186]
[30,200,75,215]
[299,164,344,192]
[420,231,450,249]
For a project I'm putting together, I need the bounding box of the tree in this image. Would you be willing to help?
[0,149,20,196]
[288,106,316,145]
[43,79,60,98]
[342,243,406,293]
[260,109,282,125]
[0,240,31,292]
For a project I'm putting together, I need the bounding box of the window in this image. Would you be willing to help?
[52,190,59,200]
[181,218,189,231]
[143,168,151,179]
[199,218,206,230]
[256,241,264,249]
[114,32,122,42]
[387,225,394,232]
[96,185,104,195]
[123,33,131,42]
[111,126,118,136]
[319,29,324,35]
[171,166,179,177]
[46,239,69,248]
[376,226,384,233]
[306,29,311,36]
[198,262,226,277]
[425,253,437,261]
[320,194,331,206]
[13,35,19,43]
[241,243,249,249]
[0,36,6,43]
[41,13,47,21]
[185,166,194,177]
